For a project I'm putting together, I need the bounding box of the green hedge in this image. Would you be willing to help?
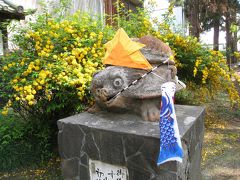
[0,111,52,171]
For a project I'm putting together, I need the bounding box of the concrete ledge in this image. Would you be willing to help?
[58,105,205,180]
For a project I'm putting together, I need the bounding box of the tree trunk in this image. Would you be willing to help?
[1,21,8,54]
[231,10,238,64]
[190,0,200,39]
[225,11,232,66]
[185,0,201,39]
[225,6,238,66]
[213,18,220,51]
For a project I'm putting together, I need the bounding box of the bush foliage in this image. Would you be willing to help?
[0,111,51,171]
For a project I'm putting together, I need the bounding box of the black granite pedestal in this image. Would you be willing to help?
[58,105,205,180]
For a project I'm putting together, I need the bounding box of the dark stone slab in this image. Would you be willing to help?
[58,105,205,180]
[61,157,79,179]
[188,142,203,180]
[79,164,90,180]
[152,170,177,180]
[58,123,85,158]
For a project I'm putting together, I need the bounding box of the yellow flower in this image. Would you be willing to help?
[169,55,174,61]
[1,110,8,116]
[28,101,34,106]
[35,59,40,65]
[39,70,47,79]
[13,79,18,83]
[202,67,209,84]
[20,61,25,66]
[35,66,40,71]
[33,81,38,86]
[21,78,26,83]
[26,94,34,101]
[39,80,45,85]
[8,63,12,68]
[53,55,58,59]
[37,86,42,90]
[3,66,8,70]
[193,67,197,77]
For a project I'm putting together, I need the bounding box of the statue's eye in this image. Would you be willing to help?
[113,78,123,88]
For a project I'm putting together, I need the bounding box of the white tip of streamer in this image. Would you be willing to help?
[178,80,186,89]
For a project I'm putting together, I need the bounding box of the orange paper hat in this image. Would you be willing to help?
[103,28,152,70]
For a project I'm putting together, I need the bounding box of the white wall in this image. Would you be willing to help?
[70,0,104,16]
[200,30,227,50]
[144,0,186,33]
[21,0,105,16]
[0,31,3,55]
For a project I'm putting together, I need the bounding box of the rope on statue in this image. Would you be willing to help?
[107,60,167,102]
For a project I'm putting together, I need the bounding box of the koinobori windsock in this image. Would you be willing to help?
[157,82,183,165]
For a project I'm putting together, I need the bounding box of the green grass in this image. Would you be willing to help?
[0,157,63,179]
[201,95,240,179]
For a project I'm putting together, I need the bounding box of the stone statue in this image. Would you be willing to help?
[88,35,185,121]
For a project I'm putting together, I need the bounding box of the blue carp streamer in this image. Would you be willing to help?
[157,82,183,165]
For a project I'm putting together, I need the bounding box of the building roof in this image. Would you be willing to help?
[0,0,35,20]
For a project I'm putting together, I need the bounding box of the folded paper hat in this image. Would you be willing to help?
[103,28,153,70]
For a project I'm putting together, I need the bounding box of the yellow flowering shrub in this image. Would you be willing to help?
[190,50,239,106]
[167,33,240,106]
[0,12,114,119]
[149,5,240,106]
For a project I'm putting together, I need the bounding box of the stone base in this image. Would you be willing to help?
[58,105,205,180]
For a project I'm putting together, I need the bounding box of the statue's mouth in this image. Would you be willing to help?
[106,94,117,104]
[106,95,114,102]
[94,88,120,105]
[105,93,119,105]
[96,92,116,104]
